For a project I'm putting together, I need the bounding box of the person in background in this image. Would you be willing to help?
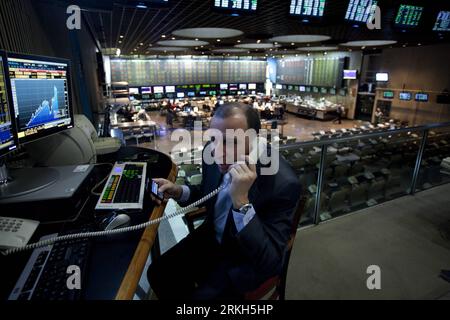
[375,108,384,125]
[333,105,345,124]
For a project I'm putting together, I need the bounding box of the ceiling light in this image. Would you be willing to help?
[257,40,261,43]
[115,48,121,56]
[217,39,221,42]
[161,35,166,38]
[120,35,124,39]
[140,43,143,46]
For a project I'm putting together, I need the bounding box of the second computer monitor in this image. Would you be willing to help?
[6,53,74,143]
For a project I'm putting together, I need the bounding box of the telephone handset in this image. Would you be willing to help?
[2,138,268,256]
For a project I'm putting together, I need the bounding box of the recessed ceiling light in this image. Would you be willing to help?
[161,35,166,38]
[257,40,261,43]
[171,37,176,40]
[140,43,143,46]
[120,35,124,39]
[118,41,122,44]
[237,40,241,43]
[217,39,221,42]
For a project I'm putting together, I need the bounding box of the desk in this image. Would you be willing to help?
[0,147,177,300]
[112,121,158,148]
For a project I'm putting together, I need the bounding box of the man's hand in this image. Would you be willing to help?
[152,178,183,205]
[229,156,257,210]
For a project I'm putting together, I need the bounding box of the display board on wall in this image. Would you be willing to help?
[111,59,266,86]
[276,57,345,87]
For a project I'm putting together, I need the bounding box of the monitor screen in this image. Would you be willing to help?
[229,84,238,91]
[306,86,312,92]
[383,91,394,99]
[177,92,185,98]
[320,88,327,94]
[329,88,336,95]
[248,83,257,90]
[343,69,358,79]
[7,53,74,143]
[399,92,412,101]
[129,87,139,95]
[433,11,450,32]
[154,93,163,99]
[299,86,306,92]
[219,100,225,105]
[209,91,217,96]
[213,0,258,11]
[395,5,423,27]
[290,0,326,17]
[165,86,175,93]
[219,90,227,95]
[339,89,346,96]
[275,84,283,89]
[199,91,207,96]
[153,86,164,94]
[0,52,18,157]
[142,94,151,100]
[313,87,319,93]
[187,92,195,97]
[345,0,378,23]
[288,85,294,90]
[415,93,428,102]
[220,84,228,90]
[376,73,389,82]
[239,84,247,90]
[141,86,152,94]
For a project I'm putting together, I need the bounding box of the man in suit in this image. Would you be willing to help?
[149,103,302,299]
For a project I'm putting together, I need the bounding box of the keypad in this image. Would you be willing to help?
[0,218,23,232]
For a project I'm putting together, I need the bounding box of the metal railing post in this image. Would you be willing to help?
[313,145,328,225]
[410,129,429,195]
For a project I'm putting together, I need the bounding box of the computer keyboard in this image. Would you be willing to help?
[9,226,92,300]
[96,162,147,210]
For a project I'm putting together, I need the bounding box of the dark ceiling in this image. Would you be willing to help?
[47,0,450,55]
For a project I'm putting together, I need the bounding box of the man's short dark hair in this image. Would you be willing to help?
[213,102,261,133]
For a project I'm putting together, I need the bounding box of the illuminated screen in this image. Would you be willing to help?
[239,84,247,90]
[177,92,185,98]
[399,92,411,101]
[129,87,139,95]
[290,0,326,17]
[141,87,152,94]
[248,83,256,90]
[395,5,423,27]
[320,88,328,94]
[376,73,389,82]
[313,87,319,93]
[165,86,175,93]
[229,84,238,91]
[415,93,428,102]
[213,0,258,11]
[329,88,336,95]
[299,86,306,92]
[343,70,358,80]
[276,84,283,89]
[7,54,74,143]
[0,53,17,156]
[153,86,164,94]
[220,84,228,90]
[345,0,378,23]
[187,92,195,97]
[383,91,394,99]
[433,11,450,32]
[154,93,163,99]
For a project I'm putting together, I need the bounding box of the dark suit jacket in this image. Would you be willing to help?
[181,150,302,294]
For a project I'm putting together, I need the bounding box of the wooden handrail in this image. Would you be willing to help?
[115,161,178,300]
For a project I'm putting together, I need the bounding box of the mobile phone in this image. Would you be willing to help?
[151,180,165,201]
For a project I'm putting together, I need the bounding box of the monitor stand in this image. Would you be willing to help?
[0,164,59,199]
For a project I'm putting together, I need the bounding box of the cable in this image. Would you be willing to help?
[1,184,225,256]
[90,163,114,196]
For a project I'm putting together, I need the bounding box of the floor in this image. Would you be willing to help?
[287,183,450,300]
[138,111,363,157]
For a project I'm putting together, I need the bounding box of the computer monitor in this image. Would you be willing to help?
[395,4,423,28]
[275,84,283,89]
[376,73,389,82]
[214,0,258,12]
[248,83,257,90]
[299,86,306,92]
[239,84,247,90]
[229,84,238,91]
[415,93,429,102]
[129,87,139,95]
[0,51,18,159]
[343,70,358,80]
[220,84,228,90]
[141,86,152,94]
[177,92,185,98]
[153,86,164,94]
[383,91,394,99]
[345,0,378,23]
[165,86,175,93]
[433,11,450,32]
[187,92,195,97]
[6,53,74,144]
[321,88,328,94]
[399,92,412,101]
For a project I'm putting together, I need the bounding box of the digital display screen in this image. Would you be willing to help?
[239,84,247,90]
[376,73,389,82]
[343,70,358,79]
[7,54,73,142]
[177,92,185,98]
[383,91,394,99]
[199,91,207,95]
[433,11,450,32]
[399,92,412,101]
[313,87,319,93]
[153,86,164,94]
[275,84,283,89]
[229,84,238,91]
[345,0,378,23]
[141,87,152,94]
[129,87,139,95]
[290,0,326,17]
[165,86,175,93]
[306,86,312,92]
[329,88,336,95]
[320,88,328,94]
[154,93,163,99]
[415,93,428,102]
[395,5,423,27]
[214,0,258,11]
[209,91,217,96]
[0,53,17,156]
[187,92,195,97]
[299,86,306,92]
[220,84,229,90]
[339,89,346,96]
[248,83,256,90]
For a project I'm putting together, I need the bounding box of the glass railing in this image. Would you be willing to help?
[281,122,450,227]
